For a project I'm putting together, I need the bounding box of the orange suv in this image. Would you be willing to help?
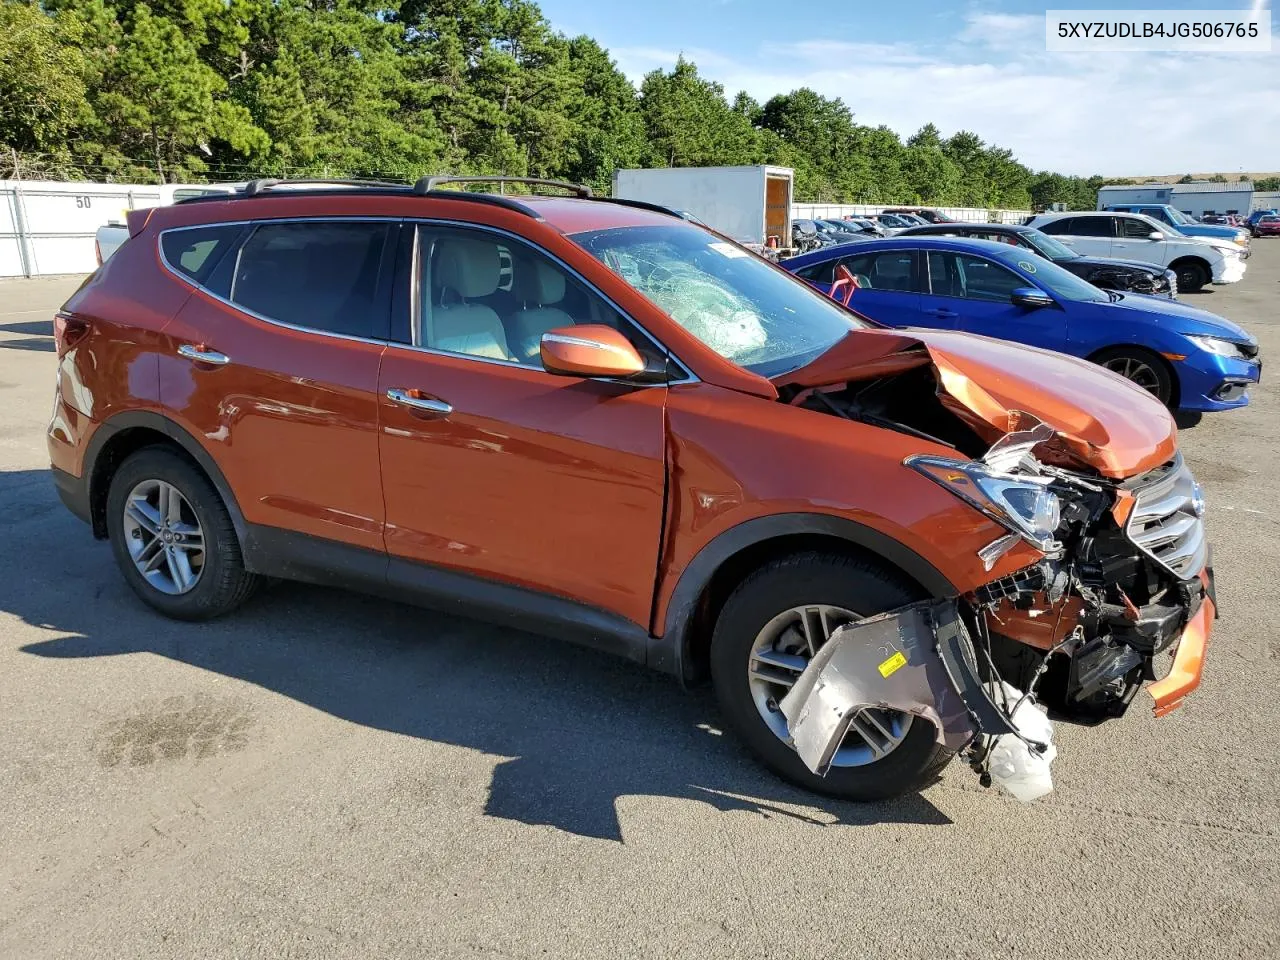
[49,177,1215,800]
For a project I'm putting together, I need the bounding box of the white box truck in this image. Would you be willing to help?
[611,165,794,251]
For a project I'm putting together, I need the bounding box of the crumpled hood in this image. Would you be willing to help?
[776,328,1177,479]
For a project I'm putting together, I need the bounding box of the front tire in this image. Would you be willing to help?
[105,447,259,620]
[1172,259,1209,293]
[710,552,952,801]
[1093,346,1175,407]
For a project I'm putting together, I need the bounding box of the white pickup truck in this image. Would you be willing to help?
[94,184,240,264]
[1023,210,1247,293]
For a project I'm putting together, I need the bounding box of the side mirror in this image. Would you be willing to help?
[1010,287,1054,309]
[1148,231,1164,240]
[539,325,646,379]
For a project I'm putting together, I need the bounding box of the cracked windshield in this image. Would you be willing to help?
[572,224,866,376]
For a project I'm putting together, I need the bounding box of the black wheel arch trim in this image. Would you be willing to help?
[83,410,249,545]
[650,513,959,684]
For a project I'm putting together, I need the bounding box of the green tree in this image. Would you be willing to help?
[1177,174,1195,183]
[1255,176,1280,191]
[1208,173,1227,183]
[0,2,89,160]
[561,36,646,192]
[638,58,758,167]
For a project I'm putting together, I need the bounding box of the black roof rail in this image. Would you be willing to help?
[413,175,593,198]
[240,177,409,196]
[589,196,689,220]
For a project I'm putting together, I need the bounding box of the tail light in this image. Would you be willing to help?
[53,313,90,357]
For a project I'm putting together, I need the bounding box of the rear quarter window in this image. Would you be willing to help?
[161,225,242,286]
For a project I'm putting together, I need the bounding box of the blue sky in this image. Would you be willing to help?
[536,0,1279,177]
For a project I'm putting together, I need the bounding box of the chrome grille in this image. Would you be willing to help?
[1124,455,1207,579]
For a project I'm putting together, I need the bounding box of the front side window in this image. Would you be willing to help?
[229,221,391,338]
[1122,217,1158,239]
[571,223,864,377]
[414,226,655,369]
[926,252,1021,301]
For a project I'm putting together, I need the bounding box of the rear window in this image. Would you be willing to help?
[161,225,241,284]
[228,221,391,339]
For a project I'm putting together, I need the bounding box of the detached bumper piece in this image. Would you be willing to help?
[1148,569,1216,717]
[779,600,1018,776]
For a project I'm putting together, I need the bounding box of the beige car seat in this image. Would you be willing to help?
[431,239,514,361]
[507,258,575,362]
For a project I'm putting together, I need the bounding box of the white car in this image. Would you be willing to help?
[1023,211,1246,293]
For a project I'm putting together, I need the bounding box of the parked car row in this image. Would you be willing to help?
[53,178,1229,805]
[1026,210,1247,292]
[781,232,1259,414]
[1101,203,1250,246]
[896,222,1177,298]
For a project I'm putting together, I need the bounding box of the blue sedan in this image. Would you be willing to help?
[781,237,1261,413]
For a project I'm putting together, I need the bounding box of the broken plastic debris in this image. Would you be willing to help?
[985,683,1057,802]
[779,602,985,777]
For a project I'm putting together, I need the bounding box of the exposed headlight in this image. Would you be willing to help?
[1186,335,1249,359]
[1234,236,1249,246]
[906,456,1061,551]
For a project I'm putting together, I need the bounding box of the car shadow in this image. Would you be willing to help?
[0,319,53,336]
[4,468,951,841]
[0,337,54,352]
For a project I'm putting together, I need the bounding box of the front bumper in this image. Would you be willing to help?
[1149,566,1215,717]
[1176,350,1262,412]
[1211,256,1247,284]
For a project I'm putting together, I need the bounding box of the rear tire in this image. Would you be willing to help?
[105,447,259,620]
[710,552,952,801]
[1172,259,1209,293]
[1093,346,1175,408]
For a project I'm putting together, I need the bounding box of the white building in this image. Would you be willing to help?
[1096,180,1255,217]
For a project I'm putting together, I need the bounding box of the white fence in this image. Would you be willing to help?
[2,179,1039,278]
[0,180,184,278]
[793,202,1032,225]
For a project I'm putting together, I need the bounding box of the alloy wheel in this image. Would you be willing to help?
[1102,355,1163,397]
[121,479,206,595]
[747,604,912,767]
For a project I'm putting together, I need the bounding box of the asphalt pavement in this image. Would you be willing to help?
[1,256,1277,959]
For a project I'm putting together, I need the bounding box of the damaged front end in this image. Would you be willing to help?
[777,402,1215,801]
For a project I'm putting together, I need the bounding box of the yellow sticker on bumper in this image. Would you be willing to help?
[878,651,907,678]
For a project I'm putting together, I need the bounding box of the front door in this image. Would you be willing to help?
[1110,214,1170,265]
[376,224,669,629]
[921,250,1067,353]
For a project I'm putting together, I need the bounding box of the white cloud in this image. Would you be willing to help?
[610,9,1280,176]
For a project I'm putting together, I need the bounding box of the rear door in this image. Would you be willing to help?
[158,218,397,553]
[820,248,922,326]
[922,250,1067,352]
[1110,214,1170,266]
[375,222,669,630]
[1047,215,1115,257]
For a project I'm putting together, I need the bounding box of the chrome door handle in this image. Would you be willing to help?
[387,388,452,416]
[178,344,230,365]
